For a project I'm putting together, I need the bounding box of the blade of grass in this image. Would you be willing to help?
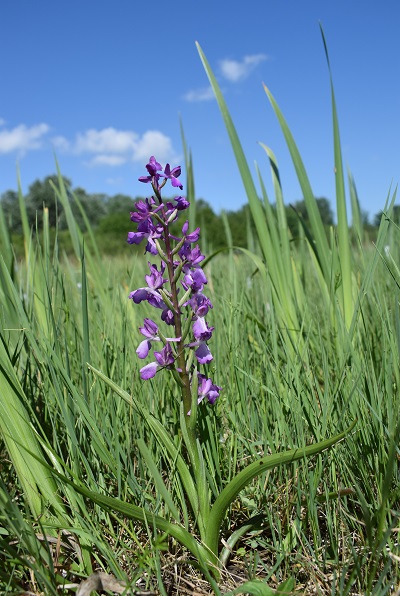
[262,83,331,283]
[137,438,181,522]
[320,24,353,329]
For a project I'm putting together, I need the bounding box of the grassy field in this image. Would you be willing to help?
[1,43,400,595]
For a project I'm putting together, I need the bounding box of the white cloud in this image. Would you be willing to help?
[75,127,137,154]
[0,121,179,171]
[183,86,215,102]
[0,122,50,154]
[88,154,128,167]
[132,130,177,163]
[56,126,179,167]
[219,54,268,82]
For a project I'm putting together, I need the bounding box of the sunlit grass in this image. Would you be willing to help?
[1,215,399,593]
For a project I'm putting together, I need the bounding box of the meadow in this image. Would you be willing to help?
[0,40,400,595]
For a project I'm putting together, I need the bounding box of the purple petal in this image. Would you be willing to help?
[161,308,175,325]
[139,318,159,339]
[136,339,151,359]
[127,231,146,245]
[193,317,214,341]
[154,343,175,367]
[175,196,189,209]
[197,373,221,405]
[129,288,164,309]
[129,288,149,303]
[183,268,207,293]
[146,156,162,175]
[145,238,159,255]
[195,343,213,364]
[199,377,212,397]
[185,227,201,242]
[140,362,158,380]
[138,175,152,184]
[188,293,213,317]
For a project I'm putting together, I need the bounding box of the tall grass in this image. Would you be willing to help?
[0,38,399,594]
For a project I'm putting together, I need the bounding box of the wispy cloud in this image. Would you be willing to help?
[0,122,50,154]
[54,127,178,167]
[52,135,71,151]
[105,176,123,186]
[88,154,128,167]
[183,86,215,102]
[219,54,268,82]
[183,53,268,104]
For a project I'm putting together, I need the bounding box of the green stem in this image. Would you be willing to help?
[158,202,210,536]
[162,215,192,418]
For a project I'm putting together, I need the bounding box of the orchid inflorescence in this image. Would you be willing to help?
[128,156,221,414]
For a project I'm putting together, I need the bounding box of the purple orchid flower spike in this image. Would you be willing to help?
[129,156,220,414]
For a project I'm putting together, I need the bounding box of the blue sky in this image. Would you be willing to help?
[1,1,399,221]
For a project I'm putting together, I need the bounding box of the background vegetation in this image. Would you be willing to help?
[1,174,386,257]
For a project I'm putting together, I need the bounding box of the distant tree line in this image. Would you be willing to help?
[0,174,388,252]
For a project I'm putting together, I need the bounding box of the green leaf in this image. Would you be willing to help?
[56,466,216,569]
[226,577,294,595]
[205,422,356,556]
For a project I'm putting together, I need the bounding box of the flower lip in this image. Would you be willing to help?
[140,361,158,380]
[197,372,221,405]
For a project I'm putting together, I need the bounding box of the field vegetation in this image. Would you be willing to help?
[0,38,399,595]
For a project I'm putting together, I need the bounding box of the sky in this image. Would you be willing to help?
[1,1,399,222]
